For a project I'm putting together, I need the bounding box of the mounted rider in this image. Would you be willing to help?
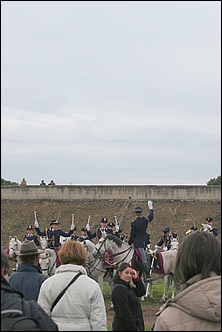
[23,225,40,247]
[128,200,154,282]
[155,226,178,251]
[201,217,218,237]
[34,217,74,267]
[86,217,110,241]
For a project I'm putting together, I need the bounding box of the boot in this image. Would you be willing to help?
[143,262,152,283]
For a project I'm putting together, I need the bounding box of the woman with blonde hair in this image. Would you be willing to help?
[37,241,107,331]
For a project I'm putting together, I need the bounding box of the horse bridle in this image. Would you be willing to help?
[93,236,133,267]
[39,252,56,276]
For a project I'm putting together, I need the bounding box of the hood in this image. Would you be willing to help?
[169,274,221,323]
[55,264,87,275]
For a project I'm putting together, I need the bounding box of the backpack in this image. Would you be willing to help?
[1,299,43,331]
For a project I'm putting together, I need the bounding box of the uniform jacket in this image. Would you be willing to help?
[37,264,107,331]
[9,264,47,301]
[156,232,177,250]
[154,273,221,331]
[1,276,58,331]
[111,278,146,331]
[23,233,40,246]
[88,227,111,241]
[128,209,154,248]
[35,227,73,248]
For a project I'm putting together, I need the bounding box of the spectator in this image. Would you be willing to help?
[153,231,221,331]
[128,200,154,282]
[40,180,46,185]
[48,180,56,185]
[111,262,146,331]
[155,226,178,251]
[37,240,107,331]
[9,240,47,301]
[20,178,27,185]
[202,217,218,237]
[1,250,58,331]
[23,225,40,247]
[34,219,74,267]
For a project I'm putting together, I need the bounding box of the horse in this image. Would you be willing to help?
[160,236,179,302]
[93,234,178,301]
[8,236,22,272]
[39,248,57,276]
[80,239,114,295]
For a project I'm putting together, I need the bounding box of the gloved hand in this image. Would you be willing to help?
[148,200,153,210]
[70,224,75,231]
[162,247,168,251]
[115,225,119,232]
[86,224,90,231]
[155,245,160,250]
[34,220,39,228]
[207,225,212,230]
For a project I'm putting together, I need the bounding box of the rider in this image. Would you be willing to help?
[34,219,74,266]
[201,217,218,237]
[155,226,178,251]
[78,227,94,242]
[86,217,110,241]
[70,226,79,241]
[23,225,40,247]
[128,200,154,282]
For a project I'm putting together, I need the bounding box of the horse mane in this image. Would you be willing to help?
[106,234,123,248]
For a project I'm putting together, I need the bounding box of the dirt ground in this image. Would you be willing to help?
[1,199,221,251]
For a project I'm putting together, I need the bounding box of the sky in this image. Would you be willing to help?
[1,1,221,186]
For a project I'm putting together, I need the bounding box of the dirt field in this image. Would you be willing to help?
[1,199,221,251]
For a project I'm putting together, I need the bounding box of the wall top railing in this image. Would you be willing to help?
[1,185,221,200]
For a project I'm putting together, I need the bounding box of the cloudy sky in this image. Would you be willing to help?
[1,1,221,185]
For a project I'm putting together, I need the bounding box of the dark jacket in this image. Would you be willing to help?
[35,227,73,248]
[23,234,40,247]
[1,276,58,331]
[9,264,47,301]
[128,209,154,248]
[111,278,146,331]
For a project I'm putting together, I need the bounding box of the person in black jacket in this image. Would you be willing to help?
[111,262,146,331]
[9,240,47,301]
[1,250,58,331]
[128,200,154,281]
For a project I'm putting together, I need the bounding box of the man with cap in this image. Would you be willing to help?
[128,200,154,282]
[78,227,93,242]
[107,222,120,237]
[202,217,218,237]
[155,226,178,251]
[9,240,47,301]
[70,226,79,241]
[86,217,110,241]
[34,219,74,266]
[23,225,40,247]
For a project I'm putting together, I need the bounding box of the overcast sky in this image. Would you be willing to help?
[1,1,221,185]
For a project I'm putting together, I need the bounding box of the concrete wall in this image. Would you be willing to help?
[1,185,221,200]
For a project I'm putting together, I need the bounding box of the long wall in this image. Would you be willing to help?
[1,185,221,200]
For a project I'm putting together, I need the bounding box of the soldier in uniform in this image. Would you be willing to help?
[78,227,93,242]
[155,226,178,251]
[202,217,218,237]
[119,228,128,242]
[34,219,74,266]
[128,200,154,282]
[70,226,79,241]
[107,222,120,237]
[23,225,40,247]
[86,217,109,241]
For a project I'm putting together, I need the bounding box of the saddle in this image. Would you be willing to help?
[132,250,165,274]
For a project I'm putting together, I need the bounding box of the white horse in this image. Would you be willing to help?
[8,236,22,271]
[93,234,177,301]
[39,248,57,276]
[161,236,179,302]
[80,240,114,296]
